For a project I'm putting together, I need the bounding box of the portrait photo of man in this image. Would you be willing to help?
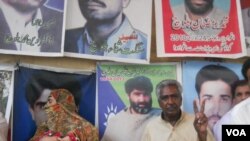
[64,0,152,63]
[155,0,245,58]
[194,64,239,130]
[213,79,250,141]
[97,63,181,141]
[182,61,242,131]
[101,76,161,141]
[170,0,230,36]
[0,0,65,56]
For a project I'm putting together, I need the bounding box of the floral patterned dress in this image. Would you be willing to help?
[29,89,99,141]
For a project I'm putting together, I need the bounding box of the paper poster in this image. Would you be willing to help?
[64,0,152,64]
[155,0,246,58]
[12,65,96,141]
[0,64,15,123]
[97,62,182,140]
[0,0,66,56]
[182,60,243,131]
[240,0,250,55]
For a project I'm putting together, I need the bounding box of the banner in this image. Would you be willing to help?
[0,0,66,56]
[182,60,243,131]
[155,0,246,58]
[64,0,152,64]
[12,65,96,141]
[97,62,181,140]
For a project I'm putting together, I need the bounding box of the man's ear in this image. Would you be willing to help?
[28,106,35,120]
[122,0,131,8]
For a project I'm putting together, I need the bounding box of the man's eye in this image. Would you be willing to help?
[236,93,242,97]
[203,95,212,101]
[160,96,168,101]
[221,97,230,102]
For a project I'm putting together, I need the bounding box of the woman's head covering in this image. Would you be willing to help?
[30,89,99,141]
[49,89,77,112]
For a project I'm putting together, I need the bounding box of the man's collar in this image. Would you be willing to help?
[0,1,43,27]
[161,110,184,123]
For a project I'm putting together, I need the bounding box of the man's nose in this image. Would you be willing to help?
[138,94,147,102]
[166,97,175,104]
[211,100,220,115]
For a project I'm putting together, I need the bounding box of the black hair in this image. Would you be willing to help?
[195,64,239,96]
[125,76,153,95]
[231,79,249,98]
[25,70,82,109]
[241,58,250,80]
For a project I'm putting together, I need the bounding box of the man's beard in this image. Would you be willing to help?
[185,0,214,15]
[130,99,152,114]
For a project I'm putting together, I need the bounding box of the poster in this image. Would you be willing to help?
[12,65,96,141]
[240,0,250,55]
[97,62,182,140]
[64,0,152,64]
[0,0,66,56]
[0,64,15,123]
[182,60,243,131]
[155,0,246,58]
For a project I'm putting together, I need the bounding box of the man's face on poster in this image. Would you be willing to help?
[199,80,232,130]
[128,89,152,114]
[5,0,47,13]
[29,89,51,125]
[185,0,214,15]
[79,0,130,22]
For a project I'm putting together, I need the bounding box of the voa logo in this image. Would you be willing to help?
[226,129,246,136]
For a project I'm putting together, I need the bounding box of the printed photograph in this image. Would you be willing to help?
[155,0,246,58]
[97,62,182,140]
[0,0,66,56]
[12,65,97,141]
[182,60,243,132]
[64,0,152,64]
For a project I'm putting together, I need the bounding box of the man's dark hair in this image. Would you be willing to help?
[241,58,250,80]
[195,64,239,96]
[125,76,153,95]
[231,79,249,98]
[25,70,82,109]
